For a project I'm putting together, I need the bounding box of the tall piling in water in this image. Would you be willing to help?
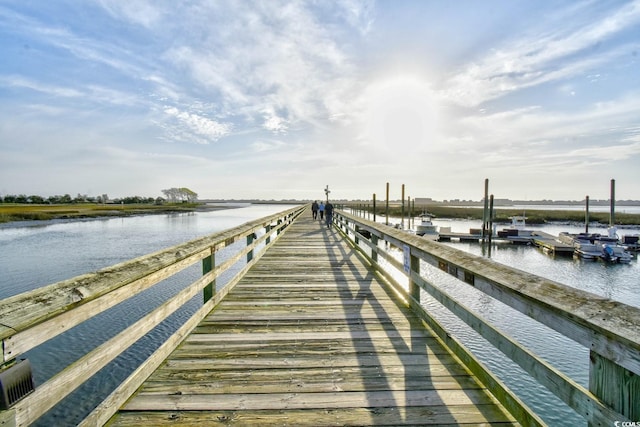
[610,179,615,226]
[385,182,389,226]
[373,193,376,223]
[488,194,494,256]
[401,184,405,229]
[482,179,489,243]
[585,195,590,233]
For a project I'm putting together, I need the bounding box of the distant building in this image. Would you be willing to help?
[414,198,434,204]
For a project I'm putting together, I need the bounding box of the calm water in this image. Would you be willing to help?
[1,206,638,425]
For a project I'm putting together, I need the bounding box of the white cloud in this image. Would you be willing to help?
[250,139,286,153]
[161,1,360,134]
[1,75,84,98]
[442,1,640,107]
[163,107,232,144]
[261,107,289,133]
[95,0,164,28]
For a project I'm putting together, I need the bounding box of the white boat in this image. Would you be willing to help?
[497,216,535,244]
[415,213,439,241]
[601,243,632,263]
[574,239,604,260]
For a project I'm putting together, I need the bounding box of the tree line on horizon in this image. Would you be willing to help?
[0,187,198,205]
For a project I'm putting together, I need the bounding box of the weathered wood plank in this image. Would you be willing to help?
[123,389,500,411]
[110,405,518,426]
[140,368,482,395]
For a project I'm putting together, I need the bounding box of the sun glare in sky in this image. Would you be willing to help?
[361,75,439,155]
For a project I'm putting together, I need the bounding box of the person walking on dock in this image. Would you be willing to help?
[311,201,319,219]
[319,202,325,221]
[325,201,334,228]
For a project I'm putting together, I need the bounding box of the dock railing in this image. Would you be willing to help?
[0,205,305,427]
[333,209,640,426]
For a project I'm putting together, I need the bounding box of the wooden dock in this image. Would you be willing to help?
[530,232,575,255]
[438,229,574,255]
[108,214,518,426]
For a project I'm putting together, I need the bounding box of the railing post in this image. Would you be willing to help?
[355,225,360,245]
[371,234,379,262]
[202,251,215,302]
[247,233,254,262]
[410,251,420,303]
[589,351,640,423]
[265,224,271,245]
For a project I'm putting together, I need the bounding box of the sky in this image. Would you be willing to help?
[1,1,639,202]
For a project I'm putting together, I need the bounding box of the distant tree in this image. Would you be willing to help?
[181,187,198,203]
[28,195,45,204]
[15,194,28,203]
[74,193,89,203]
[162,187,198,203]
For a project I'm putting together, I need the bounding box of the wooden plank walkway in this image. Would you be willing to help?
[108,213,518,426]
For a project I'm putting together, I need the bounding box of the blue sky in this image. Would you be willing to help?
[1,0,639,201]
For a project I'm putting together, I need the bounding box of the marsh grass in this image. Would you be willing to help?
[0,203,197,223]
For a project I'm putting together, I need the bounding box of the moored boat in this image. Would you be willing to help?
[558,228,632,263]
[415,212,439,241]
[497,216,535,244]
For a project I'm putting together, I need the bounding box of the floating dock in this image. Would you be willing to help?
[530,232,575,255]
[437,229,575,255]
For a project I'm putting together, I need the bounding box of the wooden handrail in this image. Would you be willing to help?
[334,209,640,425]
[0,205,306,426]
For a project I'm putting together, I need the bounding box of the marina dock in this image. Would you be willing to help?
[437,229,575,255]
[530,232,575,255]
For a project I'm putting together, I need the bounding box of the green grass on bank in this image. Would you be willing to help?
[0,203,199,224]
[346,204,640,226]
